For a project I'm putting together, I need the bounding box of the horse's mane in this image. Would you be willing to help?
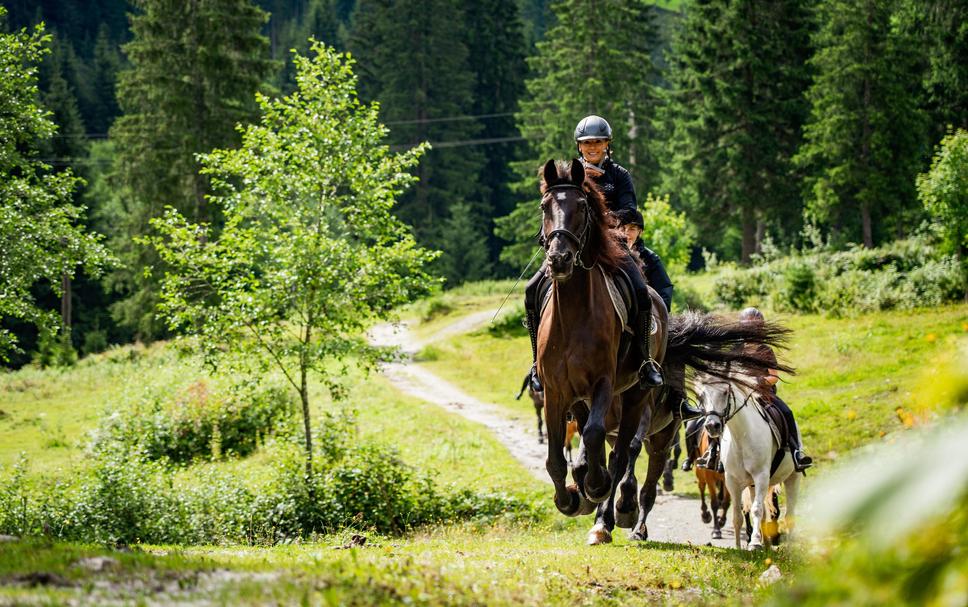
[539,161,627,272]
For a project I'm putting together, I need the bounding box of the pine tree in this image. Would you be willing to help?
[495,0,661,268]
[90,24,122,135]
[658,0,813,263]
[348,0,486,275]
[794,0,927,248]
[910,0,968,135]
[463,0,528,271]
[108,0,275,339]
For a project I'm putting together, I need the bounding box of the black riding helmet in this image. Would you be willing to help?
[575,115,613,167]
[574,115,613,141]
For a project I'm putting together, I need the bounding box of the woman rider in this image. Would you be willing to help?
[681,307,814,472]
[524,115,675,394]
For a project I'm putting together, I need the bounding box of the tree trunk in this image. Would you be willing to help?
[60,274,71,328]
[300,364,313,478]
[861,201,873,249]
[741,205,756,265]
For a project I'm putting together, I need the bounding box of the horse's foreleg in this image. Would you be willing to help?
[544,395,580,517]
[699,475,711,524]
[615,394,651,528]
[581,377,613,503]
[589,441,628,546]
[630,421,677,542]
[748,473,770,550]
[718,479,731,529]
[726,475,745,549]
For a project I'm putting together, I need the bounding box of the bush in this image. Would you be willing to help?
[670,284,710,313]
[1,410,540,545]
[486,304,527,337]
[778,261,817,312]
[98,379,296,463]
[712,235,965,314]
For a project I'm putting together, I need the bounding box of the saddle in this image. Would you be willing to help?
[536,265,644,336]
[755,396,790,476]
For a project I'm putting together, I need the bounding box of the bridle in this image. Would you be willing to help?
[699,367,755,426]
[540,183,592,270]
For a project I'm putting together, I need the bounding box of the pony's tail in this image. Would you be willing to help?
[664,311,794,394]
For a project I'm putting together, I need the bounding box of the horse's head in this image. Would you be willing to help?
[539,158,593,282]
[695,374,733,439]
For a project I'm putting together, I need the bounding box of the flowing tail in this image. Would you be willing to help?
[664,311,794,392]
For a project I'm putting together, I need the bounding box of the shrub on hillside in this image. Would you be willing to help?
[712,235,966,314]
[97,379,296,463]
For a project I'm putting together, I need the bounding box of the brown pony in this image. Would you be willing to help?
[536,159,792,545]
[694,428,731,540]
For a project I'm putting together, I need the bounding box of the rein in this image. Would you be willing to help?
[700,375,756,426]
[542,183,593,270]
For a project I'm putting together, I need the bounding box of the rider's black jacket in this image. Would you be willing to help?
[588,158,674,310]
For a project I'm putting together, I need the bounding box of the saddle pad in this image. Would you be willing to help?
[538,266,656,336]
[753,398,786,452]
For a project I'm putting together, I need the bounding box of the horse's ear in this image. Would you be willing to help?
[542,159,558,190]
[569,157,585,186]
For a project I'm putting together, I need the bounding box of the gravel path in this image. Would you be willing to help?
[371,312,735,548]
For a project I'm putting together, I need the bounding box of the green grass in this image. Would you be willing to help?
[419,302,968,462]
[0,524,794,605]
[4,280,964,605]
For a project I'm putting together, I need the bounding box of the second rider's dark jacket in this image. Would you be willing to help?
[588,158,674,310]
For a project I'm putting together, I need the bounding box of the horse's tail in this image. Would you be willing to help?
[664,311,794,393]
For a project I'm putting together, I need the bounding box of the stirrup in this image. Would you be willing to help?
[638,358,663,388]
[529,364,543,393]
[695,449,713,470]
[793,449,813,472]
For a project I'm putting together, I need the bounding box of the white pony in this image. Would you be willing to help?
[696,373,800,550]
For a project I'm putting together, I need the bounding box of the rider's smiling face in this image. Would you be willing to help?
[578,139,608,165]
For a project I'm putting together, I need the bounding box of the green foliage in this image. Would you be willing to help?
[0,410,538,545]
[96,379,296,464]
[107,0,276,340]
[794,0,927,249]
[917,128,968,295]
[639,193,694,270]
[658,0,812,262]
[436,202,493,287]
[772,347,968,607]
[148,42,437,468]
[348,0,490,275]
[0,11,110,361]
[496,0,661,269]
[711,235,966,314]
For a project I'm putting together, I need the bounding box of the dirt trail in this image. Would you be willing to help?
[371,312,735,548]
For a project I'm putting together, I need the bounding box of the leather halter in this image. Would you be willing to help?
[541,183,592,270]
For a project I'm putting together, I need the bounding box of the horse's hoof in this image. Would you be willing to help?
[614,505,638,529]
[747,542,764,551]
[662,479,674,492]
[701,511,712,524]
[584,476,612,503]
[577,494,598,516]
[711,529,722,540]
[629,526,649,542]
[556,486,582,517]
[587,523,612,546]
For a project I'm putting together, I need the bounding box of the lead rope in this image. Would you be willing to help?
[491,246,543,324]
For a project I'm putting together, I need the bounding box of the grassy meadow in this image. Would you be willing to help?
[1,274,966,605]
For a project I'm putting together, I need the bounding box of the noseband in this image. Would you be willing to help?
[541,183,592,270]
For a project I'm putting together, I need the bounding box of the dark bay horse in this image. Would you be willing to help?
[536,159,793,545]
